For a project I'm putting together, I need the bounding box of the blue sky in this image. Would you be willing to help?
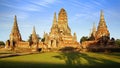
[0,0,120,42]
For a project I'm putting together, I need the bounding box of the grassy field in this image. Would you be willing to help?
[0,52,120,68]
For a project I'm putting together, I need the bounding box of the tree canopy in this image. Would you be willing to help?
[0,41,5,46]
[80,36,89,43]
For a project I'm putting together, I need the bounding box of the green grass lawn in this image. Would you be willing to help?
[0,52,120,68]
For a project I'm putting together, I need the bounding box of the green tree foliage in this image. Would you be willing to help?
[41,38,45,42]
[28,34,32,42]
[110,37,115,45]
[80,36,89,43]
[115,39,120,47]
[37,34,41,40]
[0,41,5,46]
[28,34,41,42]
[89,34,95,40]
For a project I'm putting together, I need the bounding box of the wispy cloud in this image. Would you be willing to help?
[68,0,108,24]
[70,0,107,11]
[70,0,94,10]
[29,0,56,7]
[92,0,102,6]
[0,0,57,11]
[0,0,58,19]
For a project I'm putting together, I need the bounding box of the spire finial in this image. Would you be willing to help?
[15,15,17,18]
[32,26,38,43]
[53,12,57,24]
[14,15,17,22]
[93,22,96,32]
[12,15,18,33]
[32,26,36,35]
[100,10,104,20]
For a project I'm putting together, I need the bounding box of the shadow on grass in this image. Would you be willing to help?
[0,61,68,68]
[53,52,120,68]
[0,52,120,68]
[108,53,120,56]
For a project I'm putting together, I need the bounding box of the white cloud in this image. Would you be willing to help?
[92,0,102,6]
[0,0,59,20]
[29,0,57,8]
[0,0,57,12]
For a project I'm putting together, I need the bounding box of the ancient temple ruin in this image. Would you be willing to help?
[5,8,113,52]
[44,8,79,48]
[5,8,80,51]
[82,10,110,49]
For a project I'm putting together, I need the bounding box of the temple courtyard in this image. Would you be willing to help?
[0,52,120,68]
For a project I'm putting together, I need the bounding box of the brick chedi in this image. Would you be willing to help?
[5,16,43,51]
[90,23,97,40]
[58,8,71,35]
[10,15,22,42]
[31,26,39,51]
[50,12,59,35]
[95,10,110,40]
[5,15,22,50]
[82,10,110,49]
[31,26,39,44]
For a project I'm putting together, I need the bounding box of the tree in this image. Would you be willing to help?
[0,41,5,46]
[89,34,95,40]
[80,36,89,43]
[115,39,120,47]
[28,34,32,42]
[41,38,45,42]
[37,34,41,40]
[110,37,115,45]
[28,34,41,42]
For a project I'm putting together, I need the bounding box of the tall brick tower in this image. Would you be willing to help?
[5,15,22,49]
[31,26,38,43]
[96,10,110,40]
[58,8,71,35]
[50,12,59,35]
[10,15,22,42]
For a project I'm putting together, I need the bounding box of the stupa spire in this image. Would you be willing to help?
[32,26,37,38]
[100,10,104,19]
[96,10,110,40]
[32,26,38,43]
[92,22,96,35]
[90,22,96,39]
[99,10,107,27]
[53,12,57,25]
[50,12,59,34]
[10,15,22,42]
[12,15,18,33]
[32,26,36,35]
[58,8,71,35]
